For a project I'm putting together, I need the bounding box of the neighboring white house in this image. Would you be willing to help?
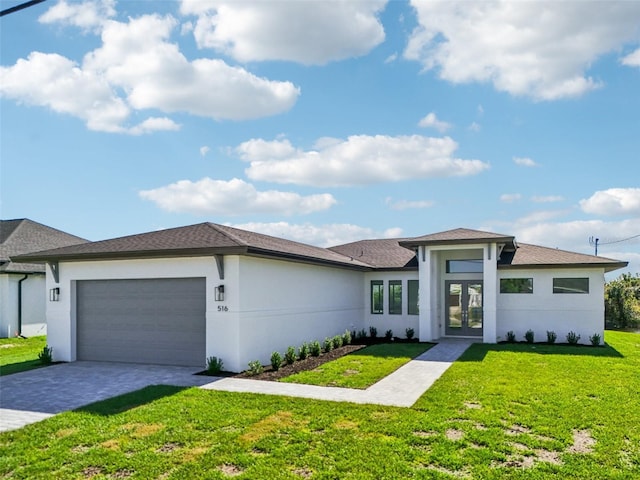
[0,219,87,338]
[15,223,627,372]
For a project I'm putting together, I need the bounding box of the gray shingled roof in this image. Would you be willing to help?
[400,228,515,247]
[16,222,372,270]
[329,239,417,269]
[499,243,627,272]
[0,219,87,273]
[14,222,627,273]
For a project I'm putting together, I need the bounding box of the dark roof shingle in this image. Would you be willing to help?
[329,239,417,269]
[499,243,627,272]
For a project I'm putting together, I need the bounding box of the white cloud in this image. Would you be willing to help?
[580,188,640,216]
[180,0,386,65]
[39,0,115,31]
[1,14,299,133]
[531,195,564,203]
[385,53,398,64]
[386,197,434,211]
[405,1,640,100]
[237,135,489,187]
[500,193,522,203]
[228,222,403,248]
[468,122,481,132]
[622,48,640,67]
[513,156,538,167]
[139,177,336,216]
[200,146,210,157]
[418,112,452,132]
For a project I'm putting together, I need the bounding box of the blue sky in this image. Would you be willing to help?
[1,0,639,275]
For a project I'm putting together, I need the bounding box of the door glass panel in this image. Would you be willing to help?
[448,282,462,330]
[467,283,483,330]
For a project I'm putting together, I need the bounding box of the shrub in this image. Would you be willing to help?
[355,329,367,341]
[323,337,334,353]
[270,351,283,371]
[385,329,393,341]
[332,335,343,349]
[589,333,602,346]
[206,356,224,374]
[369,326,378,339]
[299,342,310,360]
[546,330,557,344]
[247,360,263,375]
[566,331,581,345]
[342,330,352,345]
[284,346,297,365]
[506,331,516,343]
[310,340,322,357]
[524,329,535,344]
[38,345,53,365]
[405,328,415,340]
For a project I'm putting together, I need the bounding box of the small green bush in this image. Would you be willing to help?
[299,342,310,360]
[589,333,602,346]
[566,331,581,345]
[356,329,367,340]
[524,329,535,344]
[247,360,263,375]
[310,340,322,357]
[369,326,378,338]
[385,329,393,341]
[506,331,516,343]
[206,356,224,374]
[332,335,343,349]
[38,345,53,365]
[284,346,297,365]
[546,330,557,344]
[270,351,283,371]
[342,330,352,345]
[405,328,415,340]
[323,337,334,353]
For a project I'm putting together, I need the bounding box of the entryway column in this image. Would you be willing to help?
[483,243,497,343]
[418,247,434,341]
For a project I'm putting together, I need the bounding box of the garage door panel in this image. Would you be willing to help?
[77,278,206,367]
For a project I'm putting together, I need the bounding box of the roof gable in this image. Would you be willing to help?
[400,228,515,247]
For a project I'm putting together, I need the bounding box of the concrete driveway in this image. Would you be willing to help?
[0,361,212,432]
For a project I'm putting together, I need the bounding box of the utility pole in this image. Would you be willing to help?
[589,237,599,256]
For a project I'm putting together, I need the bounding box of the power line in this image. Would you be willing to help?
[589,234,640,256]
[0,0,48,17]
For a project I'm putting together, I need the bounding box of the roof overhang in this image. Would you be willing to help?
[498,261,629,273]
[399,236,516,249]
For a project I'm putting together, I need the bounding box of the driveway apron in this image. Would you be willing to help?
[0,362,210,432]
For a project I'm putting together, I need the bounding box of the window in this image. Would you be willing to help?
[500,278,533,294]
[408,280,419,315]
[553,278,589,294]
[446,259,483,273]
[371,280,383,314]
[389,280,402,315]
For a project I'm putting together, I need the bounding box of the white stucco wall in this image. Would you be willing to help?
[231,256,364,372]
[363,271,419,340]
[497,268,606,344]
[0,273,46,338]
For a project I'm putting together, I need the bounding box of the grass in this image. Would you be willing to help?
[280,342,433,389]
[0,335,47,376]
[0,331,638,479]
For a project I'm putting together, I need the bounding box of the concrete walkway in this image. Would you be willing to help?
[201,338,474,407]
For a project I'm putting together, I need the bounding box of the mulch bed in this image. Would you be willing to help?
[233,344,367,381]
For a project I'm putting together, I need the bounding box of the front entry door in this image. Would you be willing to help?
[445,281,483,336]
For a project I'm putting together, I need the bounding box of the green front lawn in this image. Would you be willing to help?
[1,331,638,479]
[0,335,47,376]
[280,342,433,389]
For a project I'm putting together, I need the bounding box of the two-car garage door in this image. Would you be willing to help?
[76,278,206,367]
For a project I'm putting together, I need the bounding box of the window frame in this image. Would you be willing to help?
[446,259,484,273]
[371,280,383,314]
[389,280,402,315]
[500,278,533,294]
[553,277,589,294]
[408,279,419,315]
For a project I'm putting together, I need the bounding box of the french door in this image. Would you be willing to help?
[445,280,483,336]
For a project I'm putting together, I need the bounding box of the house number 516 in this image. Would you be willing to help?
[218,306,228,312]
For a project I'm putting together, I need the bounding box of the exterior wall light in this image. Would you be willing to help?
[215,284,225,302]
[49,287,60,302]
